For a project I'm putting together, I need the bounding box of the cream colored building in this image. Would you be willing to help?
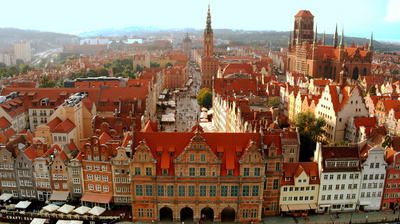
[279,162,320,213]
[315,85,368,142]
[14,41,31,63]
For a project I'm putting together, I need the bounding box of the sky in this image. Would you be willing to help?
[1,0,399,42]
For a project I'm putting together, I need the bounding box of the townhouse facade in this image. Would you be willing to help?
[381,151,400,210]
[131,131,283,222]
[314,144,361,213]
[359,146,387,211]
[0,146,17,198]
[279,162,320,214]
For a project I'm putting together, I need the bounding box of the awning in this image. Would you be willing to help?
[57,204,75,214]
[0,193,13,201]
[309,203,318,210]
[15,201,31,209]
[43,204,60,212]
[56,221,83,224]
[50,191,69,201]
[360,201,371,205]
[288,204,310,211]
[81,193,112,204]
[31,218,48,224]
[73,206,91,215]
[281,205,289,212]
[319,204,331,208]
[88,206,106,216]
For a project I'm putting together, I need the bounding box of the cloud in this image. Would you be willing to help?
[383,0,400,22]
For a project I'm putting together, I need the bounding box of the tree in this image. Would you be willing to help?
[391,69,399,75]
[382,135,392,148]
[21,64,33,74]
[16,59,24,66]
[7,65,19,76]
[332,140,348,146]
[266,98,279,108]
[294,111,326,161]
[368,85,377,96]
[0,62,6,68]
[135,64,143,73]
[165,62,173,68]
[120,58,133,67]
[150,62,160,68]
[66,54,78,60]
[197,88,213,109]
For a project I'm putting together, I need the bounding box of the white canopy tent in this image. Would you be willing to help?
[30,218,48,224]
[56,221,83,224]
[43,204,60,212]
[0,193,13,201]
[73,206,91,215]
[15,201,31,209]
[57,204,75,214]
[88,206,106,216]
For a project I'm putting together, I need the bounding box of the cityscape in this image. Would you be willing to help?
[1,1,400,224]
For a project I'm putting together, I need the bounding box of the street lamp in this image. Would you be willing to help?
[349,212,352,224]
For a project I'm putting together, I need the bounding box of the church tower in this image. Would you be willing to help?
[292,10,314,46]
[201,1,219,90]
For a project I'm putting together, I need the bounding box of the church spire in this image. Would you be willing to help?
[297,20,302,45]
[339,25,345,48]
[313,24,318,46]
[369,31,374,51]
[323,30,325,46]
[333,23,338,48]
[205,0,213,34]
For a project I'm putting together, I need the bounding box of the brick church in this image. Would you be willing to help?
[287,10,373,82]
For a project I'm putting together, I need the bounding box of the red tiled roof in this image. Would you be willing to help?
[52,118,75,133]
[134,132,282,176]
[46,117,62,132]
[24,145,37,161]
[281,162,320,185]
[353,117,377,132]
[0,117,11,129]
[3,128,16,138]
[99,131,113,145]
[295,10,314,18]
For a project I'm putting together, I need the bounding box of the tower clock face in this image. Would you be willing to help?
[205,37,211,43]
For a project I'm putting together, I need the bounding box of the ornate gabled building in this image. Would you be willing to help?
[201,3,219,90]
[130,130,283,222]
[287,10,373,82]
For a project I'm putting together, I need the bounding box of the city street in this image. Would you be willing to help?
[163,60,201,132]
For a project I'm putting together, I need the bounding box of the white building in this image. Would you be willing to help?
[14,41,31,63]
[0,53,16,66]
[314,143,362,213]
[359,146,387,211]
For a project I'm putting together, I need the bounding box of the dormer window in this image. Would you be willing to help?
[285,177,290,181]
[227,169,233,176]
[311,176,316,180]
[163,169,168,175]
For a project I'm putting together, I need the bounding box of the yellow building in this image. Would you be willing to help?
[279,162,320,214]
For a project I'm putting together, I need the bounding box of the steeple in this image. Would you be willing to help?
[333,23,338,48]
[204,0,213,34]
[288,30,292,50]
[297,20,302,45]
[313,24,318,46]
[323,30,325,46]
[339,25,345,48]
[369,31,374,51]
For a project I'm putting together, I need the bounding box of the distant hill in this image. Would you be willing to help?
[0,28,78,43]
[77,27,400,52]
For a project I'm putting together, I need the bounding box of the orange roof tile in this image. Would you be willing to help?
[52,118,76,133]
[3,128,16,138]
[0,117,12,129]
[295,10,314,18]
[24,145,37,161]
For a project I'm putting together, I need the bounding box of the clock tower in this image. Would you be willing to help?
[201,2,219,90]
[204,3,213,58]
